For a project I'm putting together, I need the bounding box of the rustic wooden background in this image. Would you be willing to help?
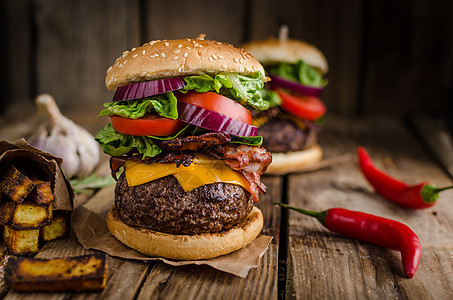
[1,0,453,128]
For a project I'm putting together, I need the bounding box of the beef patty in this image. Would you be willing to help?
[258,118,317,153]
[115,173,254,234]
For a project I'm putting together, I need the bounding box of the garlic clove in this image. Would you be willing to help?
[28,94,100,178]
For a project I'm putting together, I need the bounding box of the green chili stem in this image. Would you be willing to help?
[421,185,453,204]
[273,202,327,224]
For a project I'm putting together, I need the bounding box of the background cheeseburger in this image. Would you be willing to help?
[242,27,328,174]
[95,35,272,260]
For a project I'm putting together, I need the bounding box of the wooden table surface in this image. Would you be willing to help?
[0,105,452,299]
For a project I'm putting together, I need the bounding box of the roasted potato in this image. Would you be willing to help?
[4,254,107,292]
[0,199,16,225]
[40,211,69,242]
[32,179,54,205]
[12,202,52,229]
[0,165,35,203]
[3,225,39,255]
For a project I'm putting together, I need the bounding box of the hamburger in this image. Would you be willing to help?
[242,28,328,174]
[95,35,272,260]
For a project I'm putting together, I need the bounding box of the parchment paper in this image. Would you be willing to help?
[71,188,272,278]
[0,139,73,211]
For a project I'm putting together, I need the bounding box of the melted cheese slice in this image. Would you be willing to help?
[124,156,251,193]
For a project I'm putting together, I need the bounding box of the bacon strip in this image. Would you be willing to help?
[158,132,231,151]
[241,171,267,203]
[207,144,272,175]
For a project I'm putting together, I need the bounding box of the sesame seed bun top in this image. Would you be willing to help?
[241,38,329,74]
[105,36,267,90]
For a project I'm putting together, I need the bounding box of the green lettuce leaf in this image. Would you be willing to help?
[230,135,263,147]
[99,92,178,119]
[95,124,162,158]
[261,89,281,108]
[182,72,269,110]
[268,60,327,87]
[96,123,264,159]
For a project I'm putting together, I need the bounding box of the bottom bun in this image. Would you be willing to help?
[266,144,323,175]
[107,206,263,260]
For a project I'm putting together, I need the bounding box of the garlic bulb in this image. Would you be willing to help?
[28,94,100,178]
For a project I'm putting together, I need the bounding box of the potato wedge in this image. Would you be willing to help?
[12,202,52,229]
[3,225,39,255]
[4,254,107,292]
[0,199,16,225]
[32,180,54,205]
[0,165,35,203]
[40,211,69,242]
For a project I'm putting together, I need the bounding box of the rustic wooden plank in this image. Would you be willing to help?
[2,0,33,112]
[137,176,281,299]
[144,0,246,45]
[286,116,453,298]
[410,116,453,179]
[361,1,453,115]
[34,0,141,111]
[248,0,363,116]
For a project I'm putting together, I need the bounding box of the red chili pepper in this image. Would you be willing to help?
[274,202,421,278]
[358,147,453,209]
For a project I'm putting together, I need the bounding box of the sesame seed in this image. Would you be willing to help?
[178,66,183,72]
[161,53,166,58]
[164,42,169,46]
[150,54,156,58]
[132,54,138,58]
[142,50,145,55]
[216,42,222,45]
[154,53,159,57]
[221,64,227,69]
[239,58,244,64]
[212,55,217,60]
[186,47,191,50]
[107,66,112,72]
[173,56,179,60]
[132,48,136,51]
[114,78,118,82]
[233,58,238,63]
[123,60,128,64]
[141,72,147,76]
[239,66,244,72]
[119,64,123,68]
[178,44,182,48]
[209,57,213,62]
[183,52,188,58]
[218,55,224,59]
[174,49,181,53]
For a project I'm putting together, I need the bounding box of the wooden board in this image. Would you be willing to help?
[286,116,453,298]
[33,0,141,111]
[144,0,246,45]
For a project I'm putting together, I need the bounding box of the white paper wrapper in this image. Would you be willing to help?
[71,186,272,278]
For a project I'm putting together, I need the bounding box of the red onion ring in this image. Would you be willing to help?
[269,74,323,97]
[177,102,258,137]
[113,77,186,102]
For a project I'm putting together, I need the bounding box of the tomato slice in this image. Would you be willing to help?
[110,115,186,136]
[177,91,252,124]
[277,88,326,121]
